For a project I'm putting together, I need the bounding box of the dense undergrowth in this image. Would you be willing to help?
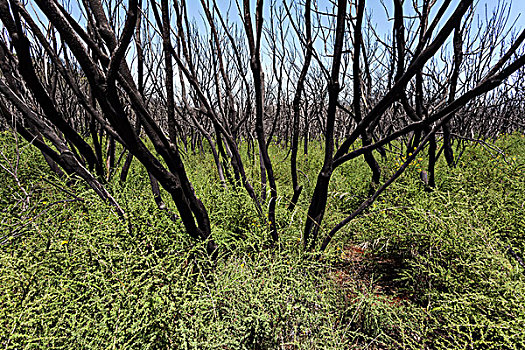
[1,132,525,349]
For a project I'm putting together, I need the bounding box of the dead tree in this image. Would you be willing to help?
[302,0,525,250]
[0,0,216,253]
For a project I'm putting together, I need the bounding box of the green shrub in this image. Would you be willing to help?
[1,133,525,348]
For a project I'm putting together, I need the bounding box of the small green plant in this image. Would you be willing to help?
[1,133,525,348]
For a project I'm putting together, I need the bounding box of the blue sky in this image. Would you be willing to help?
[185,0,525,36]
[47,1,524,43]
[180,0,525,73]
[24,0,524,77]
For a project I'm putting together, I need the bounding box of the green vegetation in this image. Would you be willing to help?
[1,132,525,349]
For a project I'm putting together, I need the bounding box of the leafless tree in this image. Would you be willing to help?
[0,0,524,254]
